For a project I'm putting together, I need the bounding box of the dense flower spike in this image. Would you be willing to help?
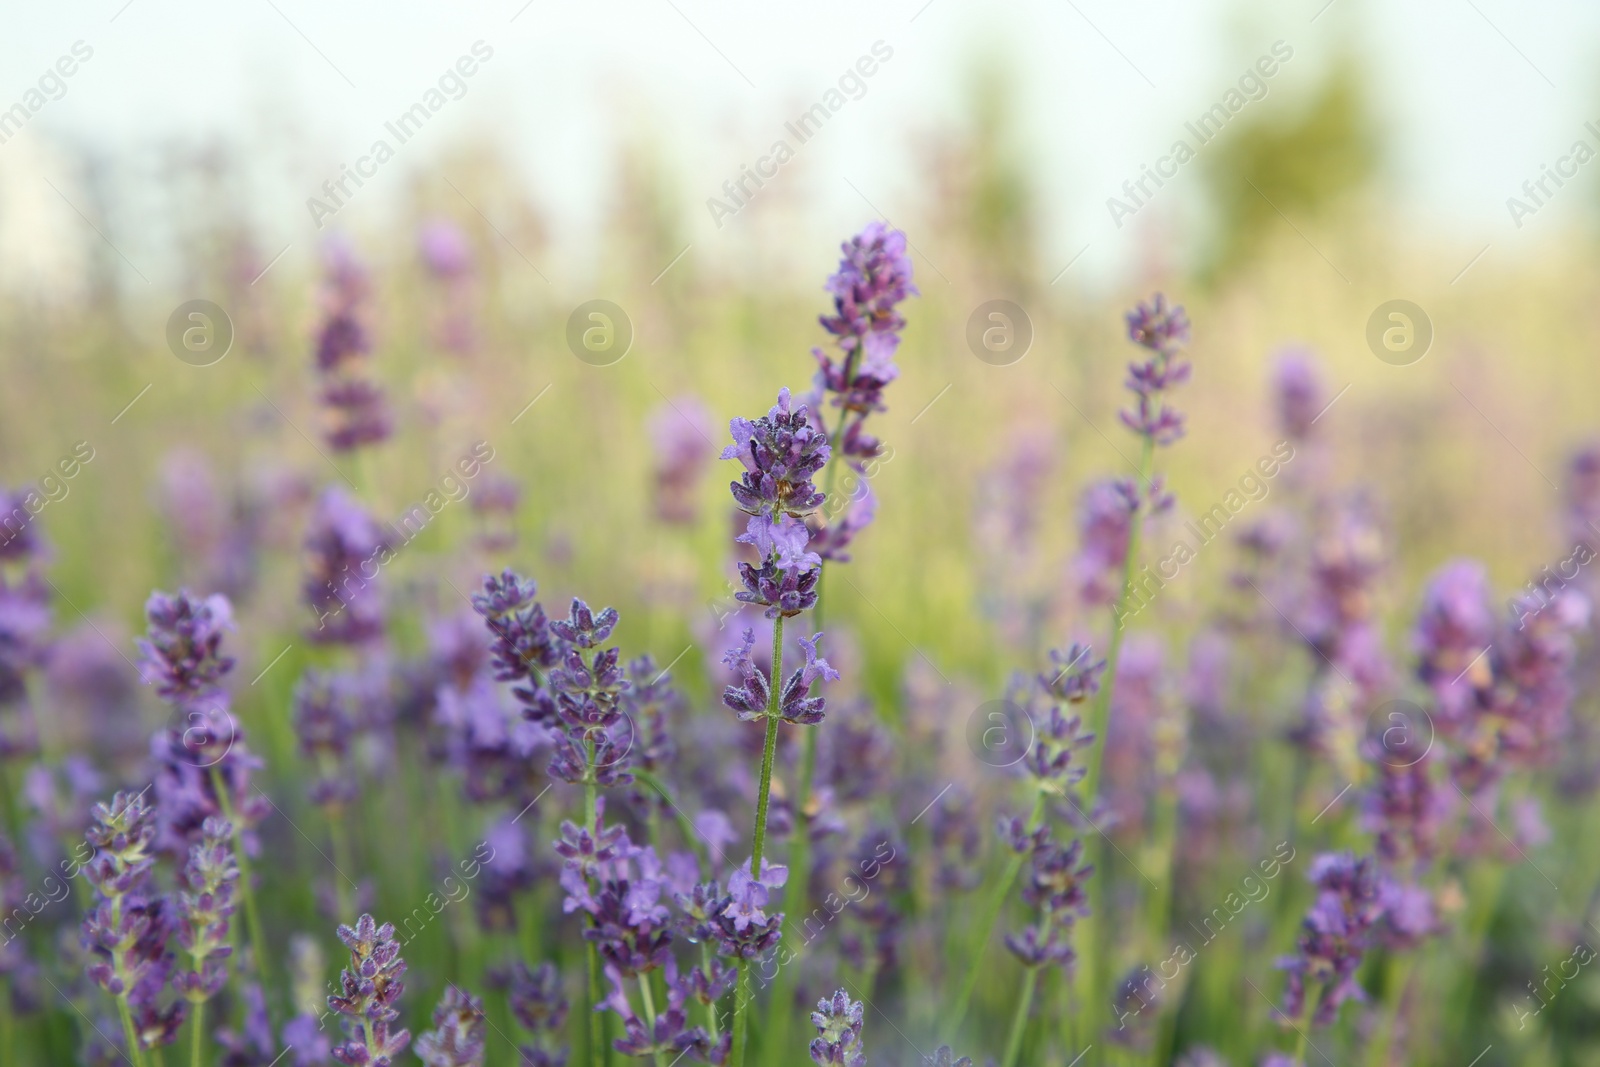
[722,628,839,725]
[135,590,236,711]
[1277,853,1385,1026]
[724,388,832,520]
[303,488,392,644]
[649,397,716,524]
[173,817,238,1002]
[80,790,187,1055]
[1120,293,1192,445]
[809,990,865,1067]
[314,236,391,452]
[415,985,488,1067]
[418,219,479,355]
[328,914,411,1065]
[808,221,917,463]
[1273,349,1326,441]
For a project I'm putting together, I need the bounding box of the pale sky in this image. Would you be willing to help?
[1,0,1597,288]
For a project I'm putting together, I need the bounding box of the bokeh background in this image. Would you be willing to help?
[8,1,1600,1065]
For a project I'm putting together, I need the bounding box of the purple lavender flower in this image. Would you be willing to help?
[1566,443,1600,552]
[649,397,716,524]
[721,627,839,725]
[173,816,238,1003]
[214,982,277,1065]
[415,985,487,1067]
[418,220,473,280]
[811,223,917,433]
[294,672,360,809]
[314,237,390,453]
[1120,294,1192,445]
[809,484,876,564]
[1414,559,1496,731]
[602,962,710,1060]
[1004,828,1092,971]
[81,791,188,1054]
[1073,479,1141,605]
[0,486,44,562]
[809,990,865,1067]
[723,388,831,520]
[303,488,391,644]
[470,474,521,551]
[1277,853,1384,1026]
[135,590,236,712]
[327,914,411,1065]
[1272,348,1325,441]
[920,1048,973,1067]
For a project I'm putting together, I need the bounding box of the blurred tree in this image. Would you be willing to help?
[920,56,1037,294]
[1197,49,1380,281]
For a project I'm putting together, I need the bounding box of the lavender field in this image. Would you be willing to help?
[4,4,1600,1067]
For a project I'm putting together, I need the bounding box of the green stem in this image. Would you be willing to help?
[733,618,785,1067]
[1000,965,1041,1067]
[944,789,1045,1040]
[732,961,752,1067]
[638,975,668,1067]
[1083,433,1156,796]
[117,995,148,1067]
[209,768,270,989]
[584,748,605,1067]
[1074,434,1156,1061]
[750,618,786,878]
[190,999,204,1067]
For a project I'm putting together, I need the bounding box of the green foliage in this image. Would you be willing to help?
[1198,50,1380,280]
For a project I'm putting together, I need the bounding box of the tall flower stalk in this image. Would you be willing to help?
[775,221,915,1062]
[174,817,238,1067]
[719,387,838,1067]
[1074,294,1191,1047]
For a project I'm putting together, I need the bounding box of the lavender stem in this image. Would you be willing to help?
[209,768,270,989]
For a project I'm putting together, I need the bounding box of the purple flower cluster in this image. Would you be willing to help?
[417,219,479,356]
[173,816,238,1003]
[650,397,715,525]
[314,237,391,452]
[1073,478,1142,606]
[474,575,649,790]
[723,388,832,618]
[722,628,839,726]
[1005,828,1092,970]
[327,913,411,1065]
[502,961,569,1067]
[80,790,187,1054]
[1272,348,1326,441]
[808,989,865,1067]
[415,984,487,1067]
[1277,853,1417,1027]
[1120,294,1192,446]
[303,488,392,645]
[811,222,917,448]
[135,590,236,713]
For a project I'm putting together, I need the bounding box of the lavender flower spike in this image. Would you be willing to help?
[173,816,238,1003]
[416,985,487,1067]
[328,914,411,1065]
[1120,293,1192,446]
[135,590,236,711]
[809,990,866,1067]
